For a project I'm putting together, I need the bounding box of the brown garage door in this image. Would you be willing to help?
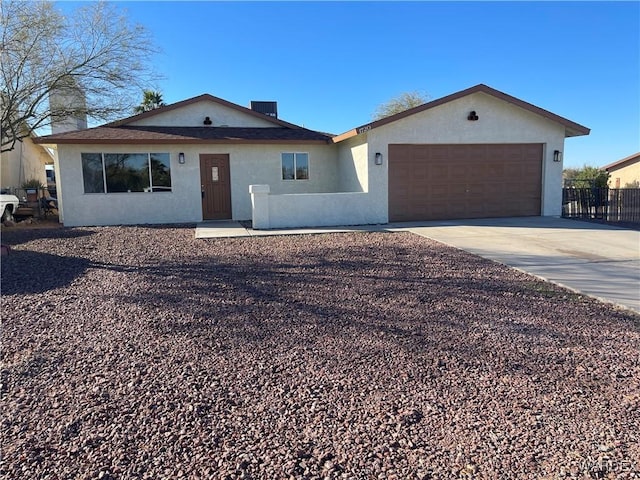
[388,144,543,221]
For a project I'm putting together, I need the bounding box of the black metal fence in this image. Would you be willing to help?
[562,188,640,224]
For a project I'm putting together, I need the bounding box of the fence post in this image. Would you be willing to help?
[249,184,270,229]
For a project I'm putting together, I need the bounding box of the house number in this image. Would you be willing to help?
[211,167,219,182]
[357,125,372,134]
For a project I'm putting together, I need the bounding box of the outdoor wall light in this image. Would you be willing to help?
[553,150,562,162]
[178,152,185,164]
[467,111,479,121]
[375,152,383,165]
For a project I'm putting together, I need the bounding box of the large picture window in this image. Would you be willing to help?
[81,153,172,193]
[281,152,309,180]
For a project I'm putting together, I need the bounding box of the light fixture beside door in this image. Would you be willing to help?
[553,150,562,162]
[178,152,185,164]
[375,152,383,165]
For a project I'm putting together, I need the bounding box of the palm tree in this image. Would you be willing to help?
[134,90,165,113]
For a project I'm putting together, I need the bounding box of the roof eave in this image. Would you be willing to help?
[566,126,591,138]
[330,129,359,144]
[33,138,331,145]
[602,152,640,170]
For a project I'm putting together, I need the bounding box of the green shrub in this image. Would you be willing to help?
[21,179,45,189]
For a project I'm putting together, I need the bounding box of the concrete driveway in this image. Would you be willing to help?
[391,217,640,313]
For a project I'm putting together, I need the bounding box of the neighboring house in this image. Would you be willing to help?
[0,133,54,194]
[0,82,85,199]
[603,153,640,188]
[34,84,589,228]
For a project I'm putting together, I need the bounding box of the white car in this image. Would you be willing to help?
[0,191,20,222]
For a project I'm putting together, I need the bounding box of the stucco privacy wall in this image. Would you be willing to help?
[362,92,567,219]
[128,101,276,128]
[267,192,381,228]
[250,186,382,229]
[56,143,339,226]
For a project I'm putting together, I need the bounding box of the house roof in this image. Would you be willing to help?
[106,93,303,129]
[34,93,332,145]
[602,152,640,172]
[331,84,591,143]
[34,126,332,145]
[34,84,590,147]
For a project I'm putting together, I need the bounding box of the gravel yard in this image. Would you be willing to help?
[1,225,639,479]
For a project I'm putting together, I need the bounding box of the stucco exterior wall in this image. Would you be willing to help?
[362,92,567,220]
[129,101,276,128]
[56,143,339,226]
[208,143,339,220]
[608,159,640,188]
[336,136,369,192]
[56,144,199,226]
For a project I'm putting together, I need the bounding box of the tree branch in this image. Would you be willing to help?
[1,0,161,152]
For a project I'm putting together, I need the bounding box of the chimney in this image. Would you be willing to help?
[49,76,88,134]
[250,101,278,119]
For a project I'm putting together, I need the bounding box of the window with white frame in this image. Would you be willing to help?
[281,152,309,180]
[81,153,172,193]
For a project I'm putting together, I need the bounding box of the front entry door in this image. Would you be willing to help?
[200,154,231,220]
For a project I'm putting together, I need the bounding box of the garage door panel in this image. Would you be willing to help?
[389,144,542,221]
[429,184,449,196]
[484,163,505,177]
[429,145,450,159]
[430,164,449,178]
[503,184,524,196]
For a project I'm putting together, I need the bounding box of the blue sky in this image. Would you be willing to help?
[62,1,639,169]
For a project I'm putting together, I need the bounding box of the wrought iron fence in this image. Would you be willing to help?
[562,188,640,224]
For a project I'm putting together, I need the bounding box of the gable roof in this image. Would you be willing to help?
[34,126,332,145]
[107,93,302,129]
[332,84,590,143]
[34,93,333,145]
[602,152,640,171]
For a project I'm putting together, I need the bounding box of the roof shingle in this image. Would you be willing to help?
[35,126,333,145]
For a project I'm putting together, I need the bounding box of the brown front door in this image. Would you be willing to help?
[200,154,232,220]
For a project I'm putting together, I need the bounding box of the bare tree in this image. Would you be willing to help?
[372,90,430,120]
[0,0,160,152]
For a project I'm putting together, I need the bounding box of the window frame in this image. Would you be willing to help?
[81,152,172,194]
[281,152,309,181]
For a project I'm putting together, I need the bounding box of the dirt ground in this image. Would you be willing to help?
[2,225,639,479]
[1,214,63,231]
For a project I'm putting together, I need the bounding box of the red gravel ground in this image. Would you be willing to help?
[1,225,639,479]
